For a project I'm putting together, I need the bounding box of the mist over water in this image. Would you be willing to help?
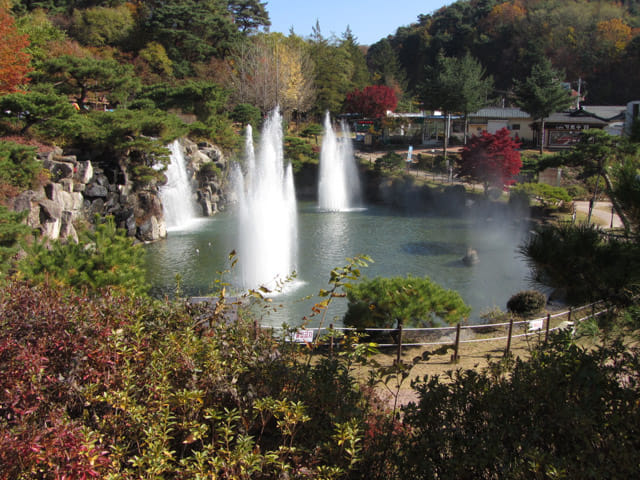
[145,202,536,327]
[231,109,298,291]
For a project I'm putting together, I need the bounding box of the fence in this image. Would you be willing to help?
[274,301,609,362]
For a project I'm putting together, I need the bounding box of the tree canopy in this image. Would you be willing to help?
[0,7,32,94]
[458,127,522,195]
[514,58,574,153]
[344,275,471,328]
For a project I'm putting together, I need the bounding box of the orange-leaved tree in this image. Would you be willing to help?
[0,8,32,95]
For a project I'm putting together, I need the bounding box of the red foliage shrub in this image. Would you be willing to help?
[344,85,398,118]
[0,282,133,478]
[458,127,522,194]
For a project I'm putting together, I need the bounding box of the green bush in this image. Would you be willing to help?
[508,188,530,210]
[566,183,589,199]
[506,290,547,317]
[0,141,44,191]
[198,161,222,180]
[18,215,148,296]
[344,275,470,328]
[231,103,262,128]
[375,151,404,172]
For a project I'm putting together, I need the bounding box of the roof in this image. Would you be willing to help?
[543,112,608,126]
[469,107,531,119]
[574,105,626,121]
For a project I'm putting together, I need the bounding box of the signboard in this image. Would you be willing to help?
[407,145,413,162]
[293,329,314,343]
[528,319,544,331]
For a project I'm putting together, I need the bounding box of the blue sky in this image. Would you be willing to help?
[265,1,453,46]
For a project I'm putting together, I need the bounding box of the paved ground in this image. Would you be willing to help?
[573,200,623,229]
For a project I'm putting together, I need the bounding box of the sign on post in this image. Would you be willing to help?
[293,329,314,344]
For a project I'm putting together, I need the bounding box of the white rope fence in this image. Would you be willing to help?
[275,301,609,358]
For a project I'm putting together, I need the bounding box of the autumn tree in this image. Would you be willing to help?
[0,7,32,94]
[457,127,522,196]
[343,85,397,118]
[230,33,314,118]
[514,60,575,154]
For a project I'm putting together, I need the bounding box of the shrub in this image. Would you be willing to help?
[395,334,640,479]
[344,275,470,329]
[375,151,404,172]
[18,215,149,295]
[231,103,262,128]
[506,290,547,317]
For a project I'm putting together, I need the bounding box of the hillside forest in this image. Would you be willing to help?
[2,1,640,478]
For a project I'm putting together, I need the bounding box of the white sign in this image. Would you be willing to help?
[407,145,413,162]
[528,319,544,331]
[293,329,314,343]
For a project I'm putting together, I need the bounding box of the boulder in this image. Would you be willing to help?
[138,215,166,242]
[74,160,93,184]
[85,183,108,198]
[59,210,78,243]
[462,247,479,266]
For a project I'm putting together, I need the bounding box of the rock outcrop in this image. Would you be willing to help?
[10,139,228,244]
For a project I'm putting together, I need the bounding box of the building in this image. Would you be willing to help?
[535,106,625,149]
[467,107,533,142]
[624,101,640,136]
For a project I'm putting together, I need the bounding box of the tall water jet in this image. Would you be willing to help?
[232,109,298,290]
[318,112,362,211]
[159,140,200,230]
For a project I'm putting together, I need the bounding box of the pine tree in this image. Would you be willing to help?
[514,58,574,153]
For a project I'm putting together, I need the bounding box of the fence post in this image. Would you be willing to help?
[505,316,514,356]
[329,323,334,359]
[545,313,551,342]
[451,323,461,363]
[396,322,403,365]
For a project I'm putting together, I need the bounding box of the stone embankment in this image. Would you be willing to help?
[9,138,227,243]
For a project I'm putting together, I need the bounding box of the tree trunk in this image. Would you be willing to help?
[603,172,633,235]
[539,118,545,154]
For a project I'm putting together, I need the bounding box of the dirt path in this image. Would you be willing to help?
[573,200,622,228]
[354,324,561,407]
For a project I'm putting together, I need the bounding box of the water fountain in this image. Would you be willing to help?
[232,108,298,290]
[318,112,362,211]
[159,140,200,230]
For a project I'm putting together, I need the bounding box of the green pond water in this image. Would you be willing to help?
[145,202,537,327]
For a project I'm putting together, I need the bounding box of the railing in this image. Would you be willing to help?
[273,301,609,361]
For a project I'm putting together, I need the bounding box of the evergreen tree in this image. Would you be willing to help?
[514,58,574,153]
[34,55,140,109]
[340,26,371,91]
[309,21,353,116]
[227,0,270,33]
[0,89,76,134]
[0,206,31,279]
[421,52,493,158]
[344,275,470,328]
[19,215,149,295]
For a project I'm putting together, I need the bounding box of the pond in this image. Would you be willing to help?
[145,202,536,327]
